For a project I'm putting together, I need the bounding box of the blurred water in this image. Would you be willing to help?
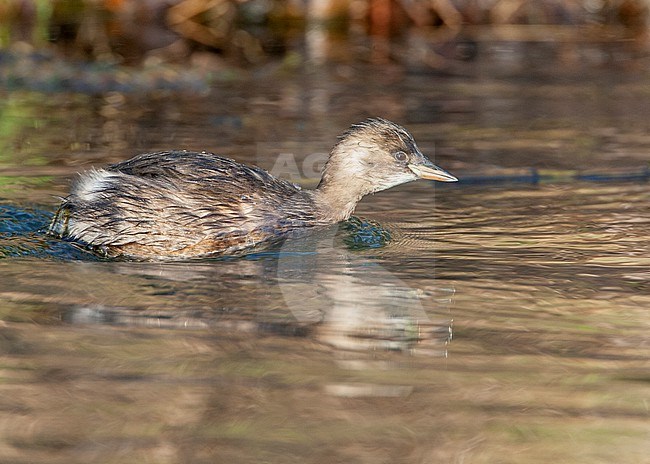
[0,52,649,463]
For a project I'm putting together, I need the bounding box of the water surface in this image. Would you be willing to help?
[0,54,649,463]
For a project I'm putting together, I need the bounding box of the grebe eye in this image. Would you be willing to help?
[393,151,408,162]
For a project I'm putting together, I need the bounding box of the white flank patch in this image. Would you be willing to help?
[67,220,102,243]
[73,169,118,202]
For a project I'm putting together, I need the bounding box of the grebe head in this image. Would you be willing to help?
[318,118,457,196]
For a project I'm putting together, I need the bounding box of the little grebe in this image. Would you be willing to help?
[49,118,457,259]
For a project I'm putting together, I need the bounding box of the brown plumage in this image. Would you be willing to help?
[49,118,457,259]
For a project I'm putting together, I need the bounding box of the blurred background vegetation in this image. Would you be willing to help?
[2,1,649,171]
[0,0,648,70]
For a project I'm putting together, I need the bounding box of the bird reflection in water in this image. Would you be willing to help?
[59,218,453,356]
[277,219,453,356]
[54,217,453,398]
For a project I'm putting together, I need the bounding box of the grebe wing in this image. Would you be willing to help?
[108,150,302,192]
